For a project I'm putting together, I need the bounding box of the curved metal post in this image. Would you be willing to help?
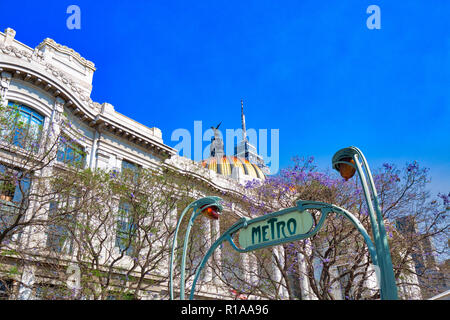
[169,196,223,300]
[332,146,398,300]
[351,147,398,300]
[352,152,387,298]
[179,209,202,300]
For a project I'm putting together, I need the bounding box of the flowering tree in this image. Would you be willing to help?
[0,97,202,300]
[32,163,209,300]
[225,156,448,300]
[0,97,239,300]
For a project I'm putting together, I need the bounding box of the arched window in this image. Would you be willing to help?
[5,102,44,151]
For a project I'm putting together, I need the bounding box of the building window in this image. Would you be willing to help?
[0,279,13,300]
[5,102,44,151]
[0,166,31,203]
[57,136,86,167]
[121,159,137,171]
[46,197,76,254]
[121,159,139,174]
[115,200,136,256]
[0,175,15,202]
[121,159,140,183]
[0,165,31,234]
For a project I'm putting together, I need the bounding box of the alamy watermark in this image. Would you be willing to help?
[66,5,81,30]
[367,5,381,30]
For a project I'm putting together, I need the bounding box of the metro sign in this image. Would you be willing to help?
[238,208,314,251]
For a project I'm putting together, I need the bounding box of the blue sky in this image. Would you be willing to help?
[1,1,449,196]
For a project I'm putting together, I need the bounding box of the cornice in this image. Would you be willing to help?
[162,156,254,209]
[98,119,176,157]
[0,42,100,112]
[0,29,175,158]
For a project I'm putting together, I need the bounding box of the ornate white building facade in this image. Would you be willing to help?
[0,28,421,300]
[0,27,277,300]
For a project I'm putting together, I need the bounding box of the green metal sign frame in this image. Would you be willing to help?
[187,199,379,300]
[238,208,314,251]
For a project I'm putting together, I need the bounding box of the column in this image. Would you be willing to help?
[278,246,289,298]
[241,252,257,294]
[249,253,259,286]
[297,241,316,300]
[88,128,102,169]
[211,219,222,285]
[297,252,311,300]
[169,204,180,294]
[46,97,64,148]
[38,96,63,183]
[242,252,250,284]
[329,266,343,299]
[18,264,36,300]
[272,246,288,299]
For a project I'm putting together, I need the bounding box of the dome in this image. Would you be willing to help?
[201,156,265,180]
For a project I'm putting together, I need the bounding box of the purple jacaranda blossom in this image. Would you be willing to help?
[407,161,420,173]
[438,192,450,207]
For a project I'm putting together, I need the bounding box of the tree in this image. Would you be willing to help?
[0,97,238,300]
[29,161,213,300]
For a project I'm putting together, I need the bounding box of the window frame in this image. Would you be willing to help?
[45,195,78,254]
[121,159,140,183]
[115,200,137,256]
[5,102,45,152]
[56,135,87,168]
[0,164,31,237]
[0,279,13,300]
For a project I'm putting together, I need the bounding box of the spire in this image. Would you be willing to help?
[241,99,247,142]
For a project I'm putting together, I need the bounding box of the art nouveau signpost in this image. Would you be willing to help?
[170,147,398,300]
[170,197,384,300]
[186,199,385,300]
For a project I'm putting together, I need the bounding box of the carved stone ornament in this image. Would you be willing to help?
[0,71,12,99]
[0,41,101,113]
[54,97,65,122]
